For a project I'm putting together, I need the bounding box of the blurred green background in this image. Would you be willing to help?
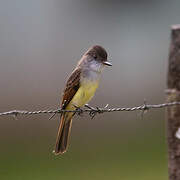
[1,0,180,179]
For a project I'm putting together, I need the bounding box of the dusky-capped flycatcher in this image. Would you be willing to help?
[54,45,112,155]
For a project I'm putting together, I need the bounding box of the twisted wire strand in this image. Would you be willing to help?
[0,101,180,118]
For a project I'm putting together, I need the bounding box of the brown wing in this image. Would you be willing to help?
[61,68,81,109]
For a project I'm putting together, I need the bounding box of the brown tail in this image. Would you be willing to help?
[54,113,73,155]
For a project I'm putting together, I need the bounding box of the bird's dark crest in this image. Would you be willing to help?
[86,45,108,62]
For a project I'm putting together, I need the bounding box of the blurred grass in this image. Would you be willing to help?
[0,120,168,180]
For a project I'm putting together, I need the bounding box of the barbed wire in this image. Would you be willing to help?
[0,101,180,119]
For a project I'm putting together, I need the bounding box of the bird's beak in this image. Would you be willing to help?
[103,61,112,66]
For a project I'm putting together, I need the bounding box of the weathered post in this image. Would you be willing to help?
[167,25,180,180]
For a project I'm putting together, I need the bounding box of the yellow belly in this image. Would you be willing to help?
[66,80,99,110]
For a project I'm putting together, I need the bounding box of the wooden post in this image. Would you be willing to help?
[167,25,180,180]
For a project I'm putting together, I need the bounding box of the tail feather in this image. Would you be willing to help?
[54,113,73,155]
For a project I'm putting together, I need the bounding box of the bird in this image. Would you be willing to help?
[54,45,112,155]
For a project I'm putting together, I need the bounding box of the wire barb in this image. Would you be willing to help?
[1,101,180,119]
[140,99,148,120]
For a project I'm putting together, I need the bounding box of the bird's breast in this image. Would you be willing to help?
[70,78,99,108]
